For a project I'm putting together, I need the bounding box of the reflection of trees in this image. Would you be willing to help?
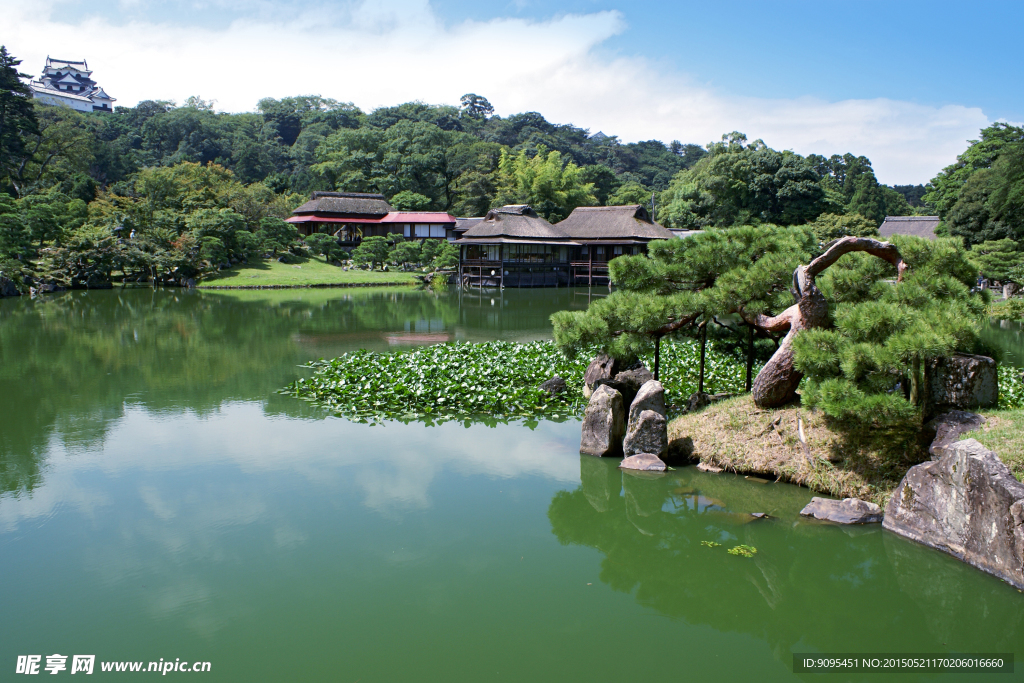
[549,457,1024,668]
[0,286,587,496]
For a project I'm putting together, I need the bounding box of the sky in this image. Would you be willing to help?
[3,0,1021,185]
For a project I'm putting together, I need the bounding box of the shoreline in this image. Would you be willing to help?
[197,281,417,290]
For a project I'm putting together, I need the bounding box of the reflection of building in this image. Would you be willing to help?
[286,192,456,245]
[879,216,940,241]
[29,58,116,112]
[455,204,674,288]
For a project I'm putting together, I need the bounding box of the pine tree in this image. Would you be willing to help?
[0,46,39,191]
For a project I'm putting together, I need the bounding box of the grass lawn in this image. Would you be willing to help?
[969,408,1024,481]
[197,256,418,288]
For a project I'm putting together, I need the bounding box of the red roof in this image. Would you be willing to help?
[285,216,383,224]
[380,212,456,223]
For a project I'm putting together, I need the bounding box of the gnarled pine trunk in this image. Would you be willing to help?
[748,237,907,408]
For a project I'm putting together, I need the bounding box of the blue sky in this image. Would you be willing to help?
[6,0,1021,184]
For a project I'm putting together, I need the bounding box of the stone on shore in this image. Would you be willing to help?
[927,354,998,410]
[539,376,567,396]
[619,453,666,472]
[583,354,620,398]
[623,409,667,457]
[579,385,625,457]
[686,391,732,413]
[925,410,985,460]
[595,365,654,408]
[0,275,19,297]
[800,497,883,524]
[883,439,1024,590]
[696,462,723,474]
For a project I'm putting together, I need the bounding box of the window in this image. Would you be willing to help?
[429,225,445,238]
[596,246,605,255]
[415,224,429,238]
[403,225,411,238]
[613,246,623,255]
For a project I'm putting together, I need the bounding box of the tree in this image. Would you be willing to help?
[389,190,432,211]
[351,236,390,269]
[0,46,39,192]
[552,225,816,383]
[389,239,421,267]
[607,181,652,208]
[807,213,879,242]
[926,123,1024,217]
[967,239,1023,282]
[256,217,297,255]
[8,104,95,197]
[459,94,494,119]
[792,236,984,423]
[430,241,459,270]
[492,145,597,222]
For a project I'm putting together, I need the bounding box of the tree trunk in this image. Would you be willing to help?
[653,335,661,381]
[698,322,707,394]
[745,324,754,392]
[748,237,907,408]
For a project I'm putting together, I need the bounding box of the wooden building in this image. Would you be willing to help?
[286,192,455,244]
[456,205,579,287]
[455,203,674,288]
[879,216,940,241]
[556,205,675,285]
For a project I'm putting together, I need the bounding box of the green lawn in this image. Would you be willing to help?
[197,256,418,288]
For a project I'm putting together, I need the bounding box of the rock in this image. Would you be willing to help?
[622,409,667,457]
[595,365,654,408]
[628,380,666,421]
[883,439,1024,590]
[685,391,732,413]
[750,513,769,519]
[579,385,625,457]
[800,497,883,524]
[539,376,567,396]
[583,353,620,398]
[696,462,723,474]
[924,410,985,460]
[182,278,196,289]
[927,354,998,410]
[0,275,20,297]
[619,453,666,472]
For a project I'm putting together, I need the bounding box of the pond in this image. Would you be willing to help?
[0,287,1021,681]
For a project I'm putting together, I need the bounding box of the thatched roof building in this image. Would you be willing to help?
[287,192,455,241]
[556,205,674,243]
[458,205,575,243]
[290,191,392,219]
[879,216,940,241]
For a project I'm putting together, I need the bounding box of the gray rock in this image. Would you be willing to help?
[619,453,666,472]
[596,365,654,408]
[686,391,732,413]
[883,439,1024,590]
[622,409,667,457]
[696,462,723,474]
[628,380,666,421]
[800,497,883,524]
[925,410,985,460]
[539,376,567,396]
[927,354,998,410]
[583,353,620,398]
[579,385,625,457]
[0,276,20,297]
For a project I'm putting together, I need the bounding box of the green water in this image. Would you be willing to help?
[0,287,1021,682]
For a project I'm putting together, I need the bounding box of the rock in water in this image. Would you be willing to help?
[927,354,998,410]
[583,354,620,399]
[800,497,883,524]
[623,409,667,457]
[883,439,1024,590]
[628,380,666,421]
[539,376,567,396]
[0,276,19,297]
[696,462,723,474]
[619,453,666,472]
[579,385,625,457]
[925,410,985,460]
[595,366,654,408]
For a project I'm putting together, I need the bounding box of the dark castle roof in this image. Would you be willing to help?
[556,205,674,241]
[879,216,941,241]
[292,192,392,217]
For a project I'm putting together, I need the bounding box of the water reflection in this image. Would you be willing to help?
[983,317,1024,368]
[549,456,1024,667]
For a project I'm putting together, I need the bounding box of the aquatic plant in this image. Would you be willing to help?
[283,338,751,425]
[727,545,758,557]
[700,541,721,548]
[1000,365,1024,409]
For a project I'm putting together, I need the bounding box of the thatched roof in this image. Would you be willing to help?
[556,205,674,241]
[454,217,484,234]
[292,192,392,217]
[459,205,572,241]
[879,216,940,241]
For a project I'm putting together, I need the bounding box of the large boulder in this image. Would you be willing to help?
[924,410,985,460]
[0,276,20,297]
[927,354,998,410]
[622,409,667,457]
[883,439,1024,590]
[628,380,665,421]
[595,365,654,408]
[579,385,625,457]
[583,354,620,398]
[800,497,883,524]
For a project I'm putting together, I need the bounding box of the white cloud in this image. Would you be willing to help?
[4,0,989,183]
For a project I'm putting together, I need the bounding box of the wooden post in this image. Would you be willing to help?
[698,321,707,394]
[654,335,661,381]
[745,324,754,392]
[588,250,593,287]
